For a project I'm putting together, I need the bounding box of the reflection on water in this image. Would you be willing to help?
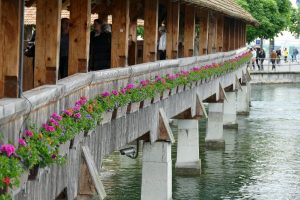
[101,84,300,200]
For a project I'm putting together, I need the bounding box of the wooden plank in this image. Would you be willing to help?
[196,94,208,119]
[166,0,180,59]
[35,0,61,87]
[111,0,129,68]
[128,19,137,65]
[79,146,106,200]
[69,0,91,75]
[216,14,224,52]
[183,5,195,57]
[143,0,158,62]
[158,108,175,143]
[223,17,230,52]
[229,19,235,51]
[199,10,208,55]
[0,0,21,98]
[207,12,217,54]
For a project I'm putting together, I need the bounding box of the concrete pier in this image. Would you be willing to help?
[237,85,250,115]
[223,92,238,129]
[141,142,172,200]
[206,103,225,148]
[175,120,201,175]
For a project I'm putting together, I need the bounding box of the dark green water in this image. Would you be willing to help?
[101,84,300,200]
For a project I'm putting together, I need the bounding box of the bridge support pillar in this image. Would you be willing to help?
[237,84,250,115]
[223,91,238,129]
[141,142,172,200]
[175,120,201,175]
[206,103,225,148]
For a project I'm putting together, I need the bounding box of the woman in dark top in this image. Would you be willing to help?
[89,21,111,71]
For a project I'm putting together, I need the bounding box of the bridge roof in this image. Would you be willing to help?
[184,0,258,25]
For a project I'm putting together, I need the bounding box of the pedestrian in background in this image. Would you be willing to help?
[271,50,277,71]
[258,48,266,70]
[158,26,166,60]
[292,48,298,63]
[283,48,288,63]
[276,49,281,64]
[251,48,257,70]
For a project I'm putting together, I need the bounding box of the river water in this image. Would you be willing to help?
[100,83,300,200]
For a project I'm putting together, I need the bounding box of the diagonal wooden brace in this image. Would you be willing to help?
[195,93,208,119]
[235,75,242,91]
[157,108,175,144]
[218,82,228,102]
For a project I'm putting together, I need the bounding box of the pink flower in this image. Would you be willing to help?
[51,113,62,121]
[18,139,27,146]
[73,105,81,111]
[126,83,135,90]
[74,113,81,119]
[25,130,33,137]
[120,88,127,94]
[64,109,73,116]
[155,75,162,82]
[140,80,149,87]
[112,90,119,96]
[192,67,200,71]
[0,144,15,157]
[101,91,111,97]
[167,74,177,80]
[49,118,59,127]
[43,124,55,132]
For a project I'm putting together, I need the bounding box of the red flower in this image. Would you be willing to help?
[2,177,10,186]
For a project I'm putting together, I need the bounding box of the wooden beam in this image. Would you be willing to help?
[166,0,179,59]
[111,0,130,68]
[158,108,175,143]
[143,0,158,62]
[34,0,61,87]
[207,12,217,54]
[223,17,230,52]
[195,94,208,119]
[236,20,240,49]
[0,0,21,98]
[199,10,208,55]
[183,5,195,57]
[69,0,91,75]
[216,14,224,52]
[128,19,137,65]
[229,19,235,51]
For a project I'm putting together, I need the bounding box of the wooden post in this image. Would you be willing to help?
[223,17,230,52]
[229,19,235,51]
[235,20,240,49]
[216,15,224,52]
[207,12,217,54]
[199,10,208,55]
[166,0,180,59]
[111,0,130,68]
[128,19,137,65]
[69,0,91,75]
[0,0,21,98]
[34,0,61,87]
[183,5,195,57]
[143,0,158,62]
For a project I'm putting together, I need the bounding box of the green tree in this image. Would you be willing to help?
[236,0,292,43]
[289,6,300,37]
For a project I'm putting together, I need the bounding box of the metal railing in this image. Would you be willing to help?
[249,57,300,73]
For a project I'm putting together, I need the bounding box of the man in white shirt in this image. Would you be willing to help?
[158,26,166,60]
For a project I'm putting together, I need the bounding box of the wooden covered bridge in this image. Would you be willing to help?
[0,0,256,199]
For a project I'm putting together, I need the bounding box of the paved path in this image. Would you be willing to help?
[249,60,300,73]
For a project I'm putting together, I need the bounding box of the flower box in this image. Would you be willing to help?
[127,102,140,113]
[113,105,128,119]
[152,94,161,104]
[140,98,152,108]
[10,171,29,194]
[101,111,113,125]
[177,85,185,93]
[70,131,84,148]
[28,165,40,180]
[191,82,196,89]
[58,140,71,156]
[161,89,170,100]
[170,87,177,95]
[196,80,202,86]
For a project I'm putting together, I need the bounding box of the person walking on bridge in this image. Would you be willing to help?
[271,50,277,71]
[258,48,266,70]
[283,48,289,63]
[158,26,167,60]
[251,48,257,70]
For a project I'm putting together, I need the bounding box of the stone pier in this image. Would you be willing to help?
[141,142,172,200]
[205,103,225,148]
[237,84,250,115]
[223,91,238,129]
[175,120,201,175]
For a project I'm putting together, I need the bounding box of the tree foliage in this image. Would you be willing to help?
[289,6,300,36]
[236,0,292,42]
